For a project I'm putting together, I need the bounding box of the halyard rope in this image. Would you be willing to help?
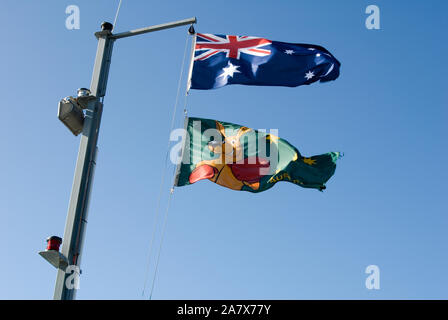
[149,186,174,300]
[113,0,123,30]
[142,32,191,299]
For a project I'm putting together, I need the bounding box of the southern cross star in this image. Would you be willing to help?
[304,71,315,80]
[219,62,240,78]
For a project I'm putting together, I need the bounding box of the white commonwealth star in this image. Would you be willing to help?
[304,71,315,80]
[285,49,294,55]
[219,62,240,78]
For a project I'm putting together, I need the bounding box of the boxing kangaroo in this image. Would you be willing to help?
[188,120,270,191]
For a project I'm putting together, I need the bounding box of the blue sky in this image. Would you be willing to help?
[1,0,447,299]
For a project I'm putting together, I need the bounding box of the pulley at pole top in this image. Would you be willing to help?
[188,24,196,35]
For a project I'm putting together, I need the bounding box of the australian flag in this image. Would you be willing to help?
[189,33,341,90]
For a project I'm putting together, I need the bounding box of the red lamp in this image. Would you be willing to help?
[46,236,62,251]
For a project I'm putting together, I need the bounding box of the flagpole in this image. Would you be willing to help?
[48,17,197,300]
[53,23,113,300]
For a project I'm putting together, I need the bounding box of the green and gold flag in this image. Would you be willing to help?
[174,117,340,193]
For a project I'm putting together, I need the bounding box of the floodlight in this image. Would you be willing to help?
[58,96,85,136]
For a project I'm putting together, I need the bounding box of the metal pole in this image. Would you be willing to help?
[54,22,114,300]
[52,17,196,300]
[111,17,196,39]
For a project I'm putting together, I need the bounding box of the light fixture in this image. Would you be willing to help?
[58,96,85,136]
[38,236,68,270]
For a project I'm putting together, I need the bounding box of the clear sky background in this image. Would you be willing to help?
[1,0,447,299]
